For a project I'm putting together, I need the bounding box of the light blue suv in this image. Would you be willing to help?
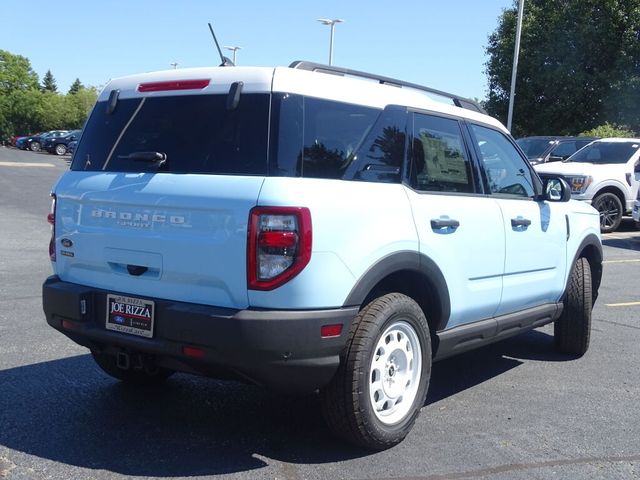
[43,61,603,450]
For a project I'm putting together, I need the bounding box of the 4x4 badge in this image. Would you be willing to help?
[61,238,73,248]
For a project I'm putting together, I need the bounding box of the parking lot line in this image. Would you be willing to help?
[0,161,55,168]
[606,301,640,307]
[602,259,640,264]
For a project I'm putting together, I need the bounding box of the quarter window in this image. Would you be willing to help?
[270,94,380,179]
[471,124,535,198]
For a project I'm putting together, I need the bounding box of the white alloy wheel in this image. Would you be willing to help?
[55,144,67,155]
[369,320,422,425]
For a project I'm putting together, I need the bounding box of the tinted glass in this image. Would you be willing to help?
[516,137,554,159]
[271,95,380,179]
[301,97,379,179]
[472,125,535,198]
[72,94,270,174]
[410,114,474,193]
[270,93,304,176]
[568,141,639,164]
[550,142,579,158]
[347,107,407,183]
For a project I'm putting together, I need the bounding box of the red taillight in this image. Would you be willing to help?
[182,346,206,359]
[137,79,210,92]
[321,324,343,338]
[48,194,56,262]
[247,207,312,290]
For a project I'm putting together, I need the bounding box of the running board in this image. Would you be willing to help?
[434,303,563,361]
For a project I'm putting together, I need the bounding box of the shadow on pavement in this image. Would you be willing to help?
[602,220,640,251]
[428,328,569,405]
[0,328,564,476]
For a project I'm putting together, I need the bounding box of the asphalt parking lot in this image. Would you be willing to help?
[0,146,638,480]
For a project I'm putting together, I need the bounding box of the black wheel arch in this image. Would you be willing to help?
[343,251,451,332]
[568,234,603,303]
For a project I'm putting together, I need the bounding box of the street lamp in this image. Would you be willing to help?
[170,61,179,69]
[317,18,343,65]
[224,46,242,65]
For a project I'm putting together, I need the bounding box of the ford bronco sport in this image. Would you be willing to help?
[43,61,603,450]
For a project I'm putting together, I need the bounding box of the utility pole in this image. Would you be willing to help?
[507,0,525,133]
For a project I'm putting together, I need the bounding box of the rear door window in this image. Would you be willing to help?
[72,94,270,175]
[409,113,476,193]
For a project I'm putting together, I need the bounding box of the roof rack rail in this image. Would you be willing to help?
[289,60,487,115]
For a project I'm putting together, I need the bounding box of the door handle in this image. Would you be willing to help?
[430,218,460,229]
[511,217,532,227]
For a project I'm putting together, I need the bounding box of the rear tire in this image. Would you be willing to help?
[592,192,623,233]
[554,257,592,356]
[91,350,174,384]
[320,293,431,450]
[55,144,67,155]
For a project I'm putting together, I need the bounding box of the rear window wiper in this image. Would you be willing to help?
[118,151,167,166]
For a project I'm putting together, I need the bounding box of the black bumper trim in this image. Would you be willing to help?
[42,276,357,393]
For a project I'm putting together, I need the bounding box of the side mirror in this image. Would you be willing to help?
[634,161,640,173]
[543,176,571,202]
[548,155,564,163]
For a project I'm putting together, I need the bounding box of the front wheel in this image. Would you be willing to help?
[320,293,431,450]
[555,257,592,356]
[592,192,623,233]
[30,141,41,152]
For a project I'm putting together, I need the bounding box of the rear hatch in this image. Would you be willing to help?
[52,75,271,309]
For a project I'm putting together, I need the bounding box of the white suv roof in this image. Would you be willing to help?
[99,64,507,133]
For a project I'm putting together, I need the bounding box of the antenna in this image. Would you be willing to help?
[208,23,234,66]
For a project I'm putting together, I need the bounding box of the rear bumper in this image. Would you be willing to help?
[42,276,357,393]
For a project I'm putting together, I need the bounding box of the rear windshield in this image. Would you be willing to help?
[71,94,270,174]
[567,141,640,164]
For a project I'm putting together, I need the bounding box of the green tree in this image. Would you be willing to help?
[41,69,57,93]
[485,0,640,137]
[579,122,635,138]
[65,86,98,128]
[68,78,83,95]
[0,50,40,140]
[0,49,39,93]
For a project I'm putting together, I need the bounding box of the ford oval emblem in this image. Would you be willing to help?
[61,238,73,248]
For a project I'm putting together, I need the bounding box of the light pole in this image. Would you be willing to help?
[507,0,525,133]
[170,61,179,69]
[224,46,242,65]
[317,19,343,65]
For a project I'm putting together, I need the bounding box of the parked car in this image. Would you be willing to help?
[10,135,27,147]
[23,130,68,152]
[517,136,597,165]
[535,138,640,232]
[17,133,41,150]
[15,136,30,149]
[633,169,640,228]
[67,139,78,155]
[43,61,602,450]
[43,130,81,155]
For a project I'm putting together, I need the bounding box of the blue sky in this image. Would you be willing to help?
[2,0,515,100]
